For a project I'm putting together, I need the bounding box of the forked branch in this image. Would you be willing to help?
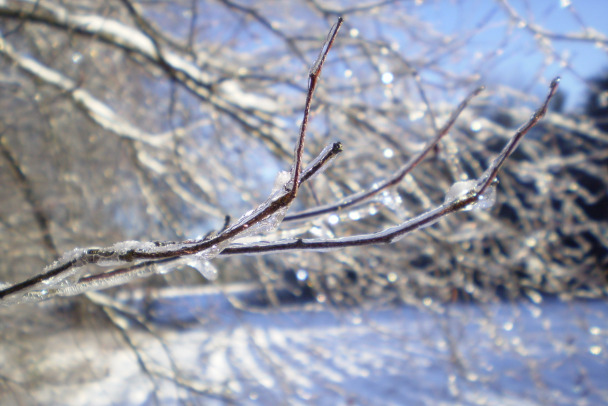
[0,19,344,303]
[222,78,560,255]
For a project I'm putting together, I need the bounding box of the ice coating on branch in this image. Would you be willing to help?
[445,180,476,203]
[444,179,497,211]
[0,290,50,306]
[302,143,341,182]
[49,261,163,297]
[232,171,291,240]
[95,241,159,266]
[40,248,89,286]
[272,171,292,195]
[0,236,229,305]
[44,248,88,271]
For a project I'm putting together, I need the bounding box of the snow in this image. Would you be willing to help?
[2,285,605,405]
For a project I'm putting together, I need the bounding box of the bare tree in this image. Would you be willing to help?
[0,1,606,405]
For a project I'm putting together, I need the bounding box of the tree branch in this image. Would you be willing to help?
[0,13,561,305]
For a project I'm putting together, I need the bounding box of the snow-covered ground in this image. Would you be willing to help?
[1,285,606,405]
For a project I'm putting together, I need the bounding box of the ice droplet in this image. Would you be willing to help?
[472,187,496,211]
[445,180,475,202]
[381,72,394,84]
[348,210,361,221]
[444,179,496,211]
[296,269,309,281]
[328,214,340,225]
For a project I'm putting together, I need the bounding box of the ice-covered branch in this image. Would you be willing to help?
[475,77,560,196]
[290,17,343,197]
[0,141,343,304]
[0,19,344,304]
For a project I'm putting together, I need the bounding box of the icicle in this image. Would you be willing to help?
[187,255,218,281]
[181,243,222,280]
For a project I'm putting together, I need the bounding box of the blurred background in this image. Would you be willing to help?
[0,0,606,404]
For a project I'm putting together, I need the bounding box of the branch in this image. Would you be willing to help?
[0,14,344,304]
[476,77,560,196]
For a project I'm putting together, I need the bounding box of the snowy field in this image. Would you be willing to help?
[1,285,606,406]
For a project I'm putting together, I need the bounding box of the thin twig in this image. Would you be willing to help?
[291,17,343,197]
[476,77,560,196]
